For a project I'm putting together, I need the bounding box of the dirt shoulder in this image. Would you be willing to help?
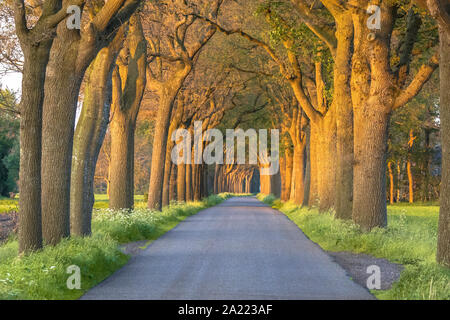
[328,251,404,291]
[0,212,17,243]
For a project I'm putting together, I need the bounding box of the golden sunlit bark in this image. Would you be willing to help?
[41,0,142,245]
[388,161,394,205]
[423,0,450,266]
[351,2,438,231]
[147,2,222,210]
[407,160,414,203]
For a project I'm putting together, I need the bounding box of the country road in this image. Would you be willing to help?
[81,197,374,300]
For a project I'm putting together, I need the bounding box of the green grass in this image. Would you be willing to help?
[257,194,450,300]
[0,193,233,300]
[0,194,146,213]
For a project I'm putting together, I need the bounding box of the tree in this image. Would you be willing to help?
[40,0,142,245]
[146,0,223,210]
[109,14,147,210]
[290,0,354,218]
[350,2,438,230]
[415,0,450,266]
[13,0,82,252]
[70,26,126,236]
[196,5,337,211]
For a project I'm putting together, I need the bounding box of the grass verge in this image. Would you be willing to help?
[0,193,233,300]
[257,194,450,300]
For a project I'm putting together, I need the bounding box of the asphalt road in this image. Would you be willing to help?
[81,197,374,300]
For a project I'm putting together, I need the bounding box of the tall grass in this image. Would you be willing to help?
[0,193,232,300]
[257,194,450,300]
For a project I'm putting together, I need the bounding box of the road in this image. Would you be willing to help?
[81,197,374,300]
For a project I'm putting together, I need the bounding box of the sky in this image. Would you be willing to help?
[0,71,83,126]
[0,71,22,93]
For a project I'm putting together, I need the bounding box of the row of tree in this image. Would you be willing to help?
[175,0,448,266]
[1,0,448,268]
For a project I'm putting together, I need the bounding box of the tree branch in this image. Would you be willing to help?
[393,51,439,110]
[426,0,450,32]
[192,14,291,79]
[13,0,28,41]
[290,0,337,56]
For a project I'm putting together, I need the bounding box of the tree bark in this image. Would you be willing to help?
[350,7,392,230]
[41,37,85,244]
[407,160,414,203]
[334,13,354,219]
[437,18,450,267]
[15,0,68,253]
[169,163,177,202]
[147,75,190,210]
[303,129,311,206]
[316,114,336,211]
[162,148,172,207]
[290,142,306,205]
[109,15,147,210]
[280,155,286,200]
[397,162,401,202]
[177,162,186,202]
[186,162,193,201]
[350,1,437,230]
[70,29,125,235]
[388,161,394,204]
[283,148,293,201]
[18,47,50,252]
[41,1,141,245]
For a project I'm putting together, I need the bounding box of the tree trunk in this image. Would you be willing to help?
[109,16,147,210]
[283,148,293,201]
[162,150,172,207]
[315,113,336,211]
[271,169,282,198]
[309,125,319,205]
[303,130,311,206]
[350,8,395,231]
[388,161,394,205]
[70,30,124,236]
[352,105,390,230]
[407,160,414,203]
[18,47,51,252]
[169,163,177,203]
[40,13,136,245]
[334,13,354,219]
[397,162,401,202]
[41,38,85,245]
[280,155,286,199]
[147,66,191,210]
[177,163,186,202]
[214,164,220,194]
[260,165,272,195]
[193,164,201,201]
[110,119,136,209]
[162,109,183,206]
[186,162,193,201]
[15,0,62,253]
[290,143,305,205]
[437,22,450,267]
